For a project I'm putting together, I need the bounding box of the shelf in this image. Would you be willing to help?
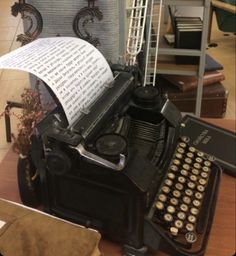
[156,62,199,75]
[148,60,198,75]
[153,0,211,116]
[127,0,211,116]
[163,0,207,7]
[155,31,203,56]
[156,47,202,56]
[148,29,202,75]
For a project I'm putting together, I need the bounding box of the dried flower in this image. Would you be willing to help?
[1,88,49,156]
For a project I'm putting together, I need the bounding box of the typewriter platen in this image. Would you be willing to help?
[34,68,221,256]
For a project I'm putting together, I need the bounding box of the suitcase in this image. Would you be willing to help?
[158,76,228,118]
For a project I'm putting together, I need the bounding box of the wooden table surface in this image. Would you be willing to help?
[0,119,235,256]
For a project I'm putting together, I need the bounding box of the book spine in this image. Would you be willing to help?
[181,73,225,92]
[202,73,225,86]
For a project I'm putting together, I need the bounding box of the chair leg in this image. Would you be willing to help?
[208,5,214,43]
[5,104,12,143]
[4,101,23,143]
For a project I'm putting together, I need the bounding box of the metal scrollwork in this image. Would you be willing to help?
[11,0,43,45]
[73,0,103,47]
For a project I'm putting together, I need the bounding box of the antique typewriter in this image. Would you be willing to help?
[33,68,221,256]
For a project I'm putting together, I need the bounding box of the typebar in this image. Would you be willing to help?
[72,72,135,142]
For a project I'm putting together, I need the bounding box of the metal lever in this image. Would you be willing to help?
[71,144,126,171]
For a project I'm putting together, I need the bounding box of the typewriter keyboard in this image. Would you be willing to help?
[150,137,218,253]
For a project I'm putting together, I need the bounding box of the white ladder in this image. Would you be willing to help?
[126,0,149,66]
[143,0,163,86]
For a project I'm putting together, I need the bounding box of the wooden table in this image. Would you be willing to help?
[0,119,235,256]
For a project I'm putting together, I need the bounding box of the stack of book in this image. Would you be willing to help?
[174,17,203,64]
[158,55,229,118]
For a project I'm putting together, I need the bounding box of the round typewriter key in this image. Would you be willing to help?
[180,169,188,177]
[195,192,203,200]
[197,151,204,157]
[204,160,211,167]
[178,176,186,183]
[183,196,191,204]
[173,159,181,166]
[156,201,164,210]
[170,165,178,172]
[175,153,183,159]
[194,163,201,169]
[170,227,179,236]
[167,205,176,214]
[193,199,201,207]
[186,223,195,232]
[189,147,196,153]
[207,155,215,162]
[187,152,194,158]
[202,166,210,172]
[196,157,203,163]
[177,147,185,154]
[170,198,179,206]
[173,190,181,198]
[190,207,199,215]
[181,136,190,143]
[175,183,184,191]
[185,232,197,244]
[185,189,193,197]
[177,212,186,220]
[190,175,197,182]
[197,185,205,192]
[159,194,167,202]
[164,213,173,222]
[199,178,207,186]
[179,142,187,148]
[180,204,188,212]
[188,215,197,223]
[162,186,171,194]
[192,169,200,175]
[187,182,196,189]
[183,164,190,170]
[185,158,192,164]
[165,179,173,187]
[175,220,183,229]
[201,172,208,178]
[168,172,175,179]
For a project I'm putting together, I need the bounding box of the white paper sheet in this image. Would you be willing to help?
[0,220,6,229]
[0,37,113,125]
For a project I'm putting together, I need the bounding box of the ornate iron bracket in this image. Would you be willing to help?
[73,0,103,47]
[11,0,43,45]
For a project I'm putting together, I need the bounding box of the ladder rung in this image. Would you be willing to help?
[129,25,144,30]
[127,5,147,10]
[128,35,142,39]
[132,16,145,20]
[127,46,142,50]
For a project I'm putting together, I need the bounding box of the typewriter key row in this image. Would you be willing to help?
[152,138,214,244]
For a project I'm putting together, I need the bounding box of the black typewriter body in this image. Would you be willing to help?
[34,70,221,256]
